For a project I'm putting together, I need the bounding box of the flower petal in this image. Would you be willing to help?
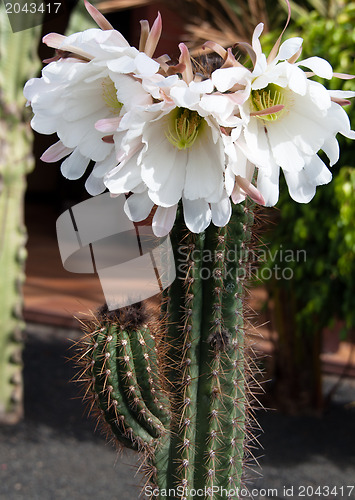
[60,148,90,180]
[124,192,154,222]
[41,141,73,163]
[297,57,333,79]
[211,196,232,227]
[182,198,212,233]
[152,205,177,236]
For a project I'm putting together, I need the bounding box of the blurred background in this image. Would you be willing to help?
[0,0,354,498]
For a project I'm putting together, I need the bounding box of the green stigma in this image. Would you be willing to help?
[102,77,123,115]
[250,83,286,122]
[166,108,205,150]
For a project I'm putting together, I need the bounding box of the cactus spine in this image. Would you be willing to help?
[77,202,254,498]
[0,7,41,422]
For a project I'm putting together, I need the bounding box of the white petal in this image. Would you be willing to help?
[257,165,280,206]
[104,152,142,193]
[60,148,90,180]
[321,136,339,166]
[182,198,212,233]
[283,170,316,203]
[85,172,106,196]
[189,79,214,94]
[211,196,232,227]
[124,192,154,222]
[252,23,264,59]
[152,205,177,236]
[148,153,185,207]
[184,129,224,200]
[307,80,331,110]
[267,122,305,172]
[277,38,303,62]
[212,67,250,92]
[134,52,160,76]
[297,57,333,79]
[304,155,332,186]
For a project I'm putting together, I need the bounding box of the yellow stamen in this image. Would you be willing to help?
[166,108,205,150]
[250,83,286,121]
[102,77,123,115]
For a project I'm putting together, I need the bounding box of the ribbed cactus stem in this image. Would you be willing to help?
[162,203,253,499]
[77,202,254,499]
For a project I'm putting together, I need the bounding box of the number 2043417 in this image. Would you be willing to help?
[5,3,62,14]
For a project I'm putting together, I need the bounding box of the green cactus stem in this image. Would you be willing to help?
[77,201,255,499]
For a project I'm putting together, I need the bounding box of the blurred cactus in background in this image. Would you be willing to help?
[0,7,41,422]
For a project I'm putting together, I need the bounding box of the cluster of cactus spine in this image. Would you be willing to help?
[76,201,256,499]
[0,7,41,423]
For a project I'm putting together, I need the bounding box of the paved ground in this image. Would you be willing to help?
[0,323,354,500]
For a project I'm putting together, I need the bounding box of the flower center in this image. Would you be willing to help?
[102,77,123,115]
[166,108,205,150]
[250,83,286,122]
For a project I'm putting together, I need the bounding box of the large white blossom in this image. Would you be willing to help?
[104,45,264,235]
[23,2,161,195]
[211,23,355,205]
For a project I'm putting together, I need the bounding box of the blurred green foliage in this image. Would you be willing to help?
[259,2,355,336]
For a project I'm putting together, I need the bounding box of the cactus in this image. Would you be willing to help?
[76,201,256,498]
[0,7,41,423]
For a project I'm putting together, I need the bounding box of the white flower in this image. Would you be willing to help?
[211,23,355,206]
[103,44,237,235]
[23,1,161,195]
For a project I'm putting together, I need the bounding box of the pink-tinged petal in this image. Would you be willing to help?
[144,12,162,58]
[231,183,246,204]
[250,104,284,117]
[331,97,351,107]
[155,54,171,72]
[178,43,193,84]
[84,0,114,30]
[182,198,212,233]
[267,0,291,63]
[139,20,150,52]
[297,56,333,79]
[43,33,66,49]
[95,117,121,133]
[124,192,154,222]
[40,141,73,163]
[332,72,355,80]
[235,42,257,67]
[236,176,265,205]
[202,41,227,60]
[153,205,177,237]
[221,48,244,69]
[288,46,302,64]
